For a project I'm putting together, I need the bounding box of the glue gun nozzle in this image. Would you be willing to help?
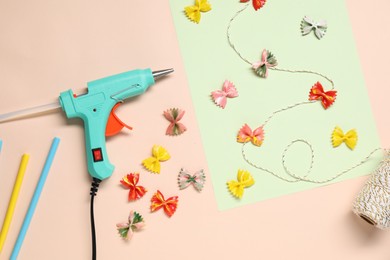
[152,68,174,80]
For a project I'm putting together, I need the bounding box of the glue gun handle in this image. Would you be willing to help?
[59,90,115,180]
[83,115,114,180]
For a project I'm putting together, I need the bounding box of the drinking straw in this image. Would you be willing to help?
[0,154,30,253]
[10,137,60,260]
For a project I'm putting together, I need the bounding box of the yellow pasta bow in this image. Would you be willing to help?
[184,0,212,24]
[331,126,358,150]
[227,169,255,199]
[142,145,170,174]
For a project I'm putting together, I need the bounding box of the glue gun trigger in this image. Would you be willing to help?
[105,103,132,137]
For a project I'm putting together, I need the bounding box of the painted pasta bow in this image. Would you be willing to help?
[237,124,264,146]
[301,16,327,40]
[164,108,187,136]
[227,169,255,199]
[240,0,266,11]
[178,168,206,191]
[184,0,212,24]
[116,211,145,240]
[150,190,179,217]
[120,173,147,201]
[332,126,358,150]
[252,49,277,78]
[142,145,170,174]
[308,82,337,109]
[211,80,238,109]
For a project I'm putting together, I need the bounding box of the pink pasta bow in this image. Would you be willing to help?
[252,49,277,78]
[116,210,145,240]
[211,80,238,109]
[163,108,187,136]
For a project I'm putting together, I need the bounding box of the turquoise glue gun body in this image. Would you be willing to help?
[59,68,173,180]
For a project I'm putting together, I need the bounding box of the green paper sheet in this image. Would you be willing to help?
[169,0,382,210]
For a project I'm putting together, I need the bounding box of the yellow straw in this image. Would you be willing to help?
[0,154,29,253]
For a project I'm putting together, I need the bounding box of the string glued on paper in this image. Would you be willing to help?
[169,0,383,210]
[226,4,335,87]
[236,93,379,184]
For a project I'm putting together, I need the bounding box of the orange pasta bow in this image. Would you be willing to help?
[237,124,264,146]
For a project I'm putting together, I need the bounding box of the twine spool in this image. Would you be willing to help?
[353,150,390,229]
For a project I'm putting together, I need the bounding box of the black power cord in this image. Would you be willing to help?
[90,178,101,260]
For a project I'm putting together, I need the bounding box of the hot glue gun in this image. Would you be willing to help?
[0,68,174,181]
[0,68,174,260]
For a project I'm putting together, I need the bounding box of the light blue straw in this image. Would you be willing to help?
[10,137,60,260]
[0,140,3,153]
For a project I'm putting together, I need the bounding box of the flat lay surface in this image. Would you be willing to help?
[0,0,389,259]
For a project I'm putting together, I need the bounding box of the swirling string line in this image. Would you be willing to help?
[227,3,382,183]
[240,101,382,183]
[226,2,335,89]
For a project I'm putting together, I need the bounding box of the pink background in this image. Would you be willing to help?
[0,0,389,259]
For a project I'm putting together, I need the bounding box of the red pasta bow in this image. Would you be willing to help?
[150,190,178,217]
[240,0,266,11]
[120,173,147,201]
[308,82,337,109]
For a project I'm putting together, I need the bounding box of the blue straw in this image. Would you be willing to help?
[0,139,3,153]
[10,137,60,260]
